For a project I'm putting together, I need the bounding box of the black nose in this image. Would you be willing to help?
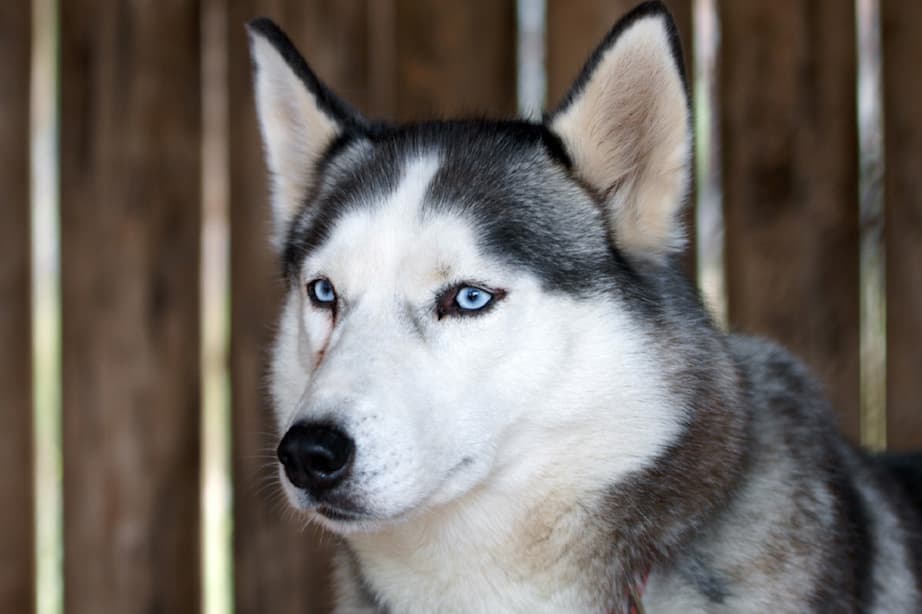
[277,423,355,494]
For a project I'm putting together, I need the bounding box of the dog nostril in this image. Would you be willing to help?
[277,423,355,494]
[305,438,345,474]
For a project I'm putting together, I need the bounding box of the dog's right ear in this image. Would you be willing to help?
[247,18,367,250]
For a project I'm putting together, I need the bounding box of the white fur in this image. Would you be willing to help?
[551,15,690,262]
[268,155,684,611]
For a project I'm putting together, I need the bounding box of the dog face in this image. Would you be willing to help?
[249,3,691,533]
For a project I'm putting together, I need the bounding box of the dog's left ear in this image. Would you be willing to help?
[547,1,690,263]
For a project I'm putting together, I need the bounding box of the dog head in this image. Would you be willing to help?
[249,2,693,533]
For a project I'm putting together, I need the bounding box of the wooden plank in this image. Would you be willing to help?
[546,0,696,276]
[719,1,860,441]
[59,2,202,612]
[547,0,693,107]
[0,1,34,612]
[392,0,517,120]
[228,3,370,613]
[882,1,922,451]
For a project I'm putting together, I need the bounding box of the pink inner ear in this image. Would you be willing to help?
[548,15,690,262]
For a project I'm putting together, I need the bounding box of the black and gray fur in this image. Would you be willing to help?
[250,2,922,612]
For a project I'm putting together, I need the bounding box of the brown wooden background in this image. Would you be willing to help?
[2,1,920,612]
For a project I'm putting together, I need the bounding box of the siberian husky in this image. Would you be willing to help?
[247,2,922,612]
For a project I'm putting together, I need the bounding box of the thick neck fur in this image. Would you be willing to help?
[347,475,622,612]
[343,330,749,613]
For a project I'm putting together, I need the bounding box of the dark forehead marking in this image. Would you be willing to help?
[420,125,633,297]
[281,120,569,281]
[281,131,402,280]
[280,119,652,309]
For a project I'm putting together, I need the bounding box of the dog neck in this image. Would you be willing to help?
[345,476,632,612]
[343,352,748,612]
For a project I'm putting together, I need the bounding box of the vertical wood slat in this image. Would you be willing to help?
[719,1,861,442]
[546,0,693,106]
[0,2,34,613]
[60,2,202,612]
[545,0,696,276]
[881,1,922,451]
[229,3,369,614]
[392,0,517,120]
[229,2,515,612]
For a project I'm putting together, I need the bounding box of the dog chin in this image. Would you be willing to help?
[280,457,488,535]
[307,506,401,535]
[281,484,410,534]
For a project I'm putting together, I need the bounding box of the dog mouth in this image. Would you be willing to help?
[296,455,483,532]
[315,503,365,521]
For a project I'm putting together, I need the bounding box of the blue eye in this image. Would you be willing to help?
[436,283,506,319]
[455,286,493,311]
[308,278,336,306]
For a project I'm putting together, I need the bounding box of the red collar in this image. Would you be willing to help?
[625,570,650,614]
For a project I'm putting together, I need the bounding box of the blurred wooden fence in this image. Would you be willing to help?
[2,1,921,613]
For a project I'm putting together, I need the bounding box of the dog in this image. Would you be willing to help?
[247,2,922,611]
